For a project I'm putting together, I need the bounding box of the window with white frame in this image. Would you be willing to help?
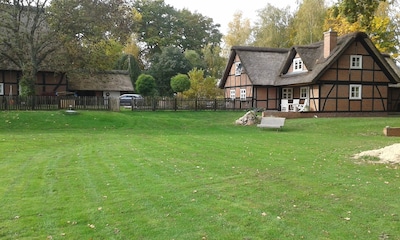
[349,84,362,99]
[240,89,246,100]
[235,62,242,76]
[0,83,4,95]
[282,88,293,99]
[350,55,362,69]
[293,58,303,72]
[230,89,236,99]
[300,87,309,99]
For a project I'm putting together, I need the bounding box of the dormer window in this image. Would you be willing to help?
[350,55,362,69]
[293,58,303,72]
[235,62,242,76]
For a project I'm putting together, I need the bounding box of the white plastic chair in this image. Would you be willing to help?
[291,99,300,112]
[298,99,309,112]
[281,99,289,112]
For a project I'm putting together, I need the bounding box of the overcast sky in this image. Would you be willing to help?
[164,0,296,34]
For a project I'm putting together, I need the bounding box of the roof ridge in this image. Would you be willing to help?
[232,46,288,53]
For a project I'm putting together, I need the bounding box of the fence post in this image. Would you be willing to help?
[174,98,177,111]
[195,98,198,111]
[214,99,217,111]
[4,97,8,110]
[152,97,156,111]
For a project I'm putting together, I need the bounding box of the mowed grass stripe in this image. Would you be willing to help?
[0,111,400,239]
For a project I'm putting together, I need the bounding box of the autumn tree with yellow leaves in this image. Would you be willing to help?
[324,0,398,57]
[183,69,222,99]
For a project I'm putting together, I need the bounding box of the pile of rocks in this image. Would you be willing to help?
[235,110,259,126]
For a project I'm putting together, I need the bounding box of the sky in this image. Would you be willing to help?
[164,0,295,34]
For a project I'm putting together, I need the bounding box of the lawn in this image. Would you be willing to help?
[0,110,399,239]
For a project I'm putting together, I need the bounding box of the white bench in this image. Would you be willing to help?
[257,117,285,130]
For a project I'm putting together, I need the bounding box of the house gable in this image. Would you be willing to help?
[319,41,389,84]
[314,36,397,112]
[315,33,399,84]
[285,53,309,74]
[219,46,289,89]
[222,53,253,101]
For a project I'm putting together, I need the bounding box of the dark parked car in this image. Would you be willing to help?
[119,94,144,107]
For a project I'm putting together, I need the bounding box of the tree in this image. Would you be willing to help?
[146,46,192,96]
[49,0,132,71]
[0,0,132,96]
[388,0,400,59]
[177,9,222,52]
[0,0,61,96]
[223,11,252,51]
[123,34,142,66]
[369,1,398,56]
[132,0,222,61]
[132,0,176,56]
[325,0,386,31]
[252,4,294,48]
[338,0,385,30]
[291,0,327,45]
[170,74,190,94]
[49,0,132,44]
[202,44,226,78]
[183,68,222,99]
[136,74,156,96]
[114,54,142,85]
[184,50,206,70]
[85,39,124,71]
[324,0,397,56]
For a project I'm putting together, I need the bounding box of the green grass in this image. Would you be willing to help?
[0,110,400,239]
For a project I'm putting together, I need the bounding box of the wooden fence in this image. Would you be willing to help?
[0,96,254,111]
[122,97,253,111]
[0,96,112,111]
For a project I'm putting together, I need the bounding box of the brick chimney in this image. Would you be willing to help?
[324,29,337,58]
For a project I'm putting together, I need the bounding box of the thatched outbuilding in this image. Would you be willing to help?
[68,71,133,98]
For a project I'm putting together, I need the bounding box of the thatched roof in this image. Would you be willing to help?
[385,55,400,79]
[68,71,133,91]
[219,32,400,88]
[234,47,288,86]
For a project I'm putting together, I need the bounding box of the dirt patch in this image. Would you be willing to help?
[353,143,400,164]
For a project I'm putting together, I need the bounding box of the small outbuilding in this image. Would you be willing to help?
[67,71,134,99]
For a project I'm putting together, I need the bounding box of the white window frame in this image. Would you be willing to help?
[300,87,309,99]
[240,89,246,101]
[349,84,362,99]
[293,58,303,72]
[235,62,242,76]
[350,55,362,69]
[282,88,293,99]
[230,89,236,100]
[0,83,4,95]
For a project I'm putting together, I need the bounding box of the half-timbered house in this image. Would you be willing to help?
[0,69,67,97]
[0,69,133,98]
[219,31,400,113]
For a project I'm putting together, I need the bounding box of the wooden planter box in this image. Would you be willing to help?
[383,127,400,137]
